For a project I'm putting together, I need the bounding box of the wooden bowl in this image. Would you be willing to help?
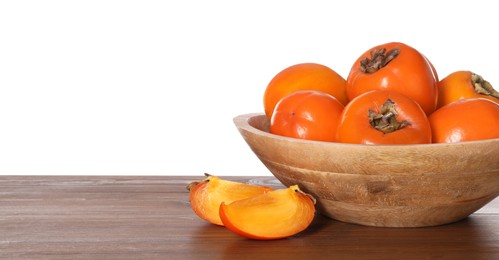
[234,113,499,227]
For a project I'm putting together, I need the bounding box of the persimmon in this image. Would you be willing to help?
[429,98,499,143]
[219,185,316,240]
[336,90,432,145]
[187,174,273,226]
[270,90,344,142]
[263,63,347,120]
[345,42,439,115]
[437,70,499,108]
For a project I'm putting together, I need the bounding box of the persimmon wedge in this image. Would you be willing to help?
[219,185,316,240]
[187,174,273,226]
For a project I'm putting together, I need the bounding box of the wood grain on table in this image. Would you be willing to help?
[1,176,498,259]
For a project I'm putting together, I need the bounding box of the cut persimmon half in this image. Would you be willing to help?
[186,174,273,226]
[219,185,316,240]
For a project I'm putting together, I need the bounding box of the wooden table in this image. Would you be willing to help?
[1,176,498,259]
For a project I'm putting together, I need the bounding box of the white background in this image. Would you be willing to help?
[0,0,497,176]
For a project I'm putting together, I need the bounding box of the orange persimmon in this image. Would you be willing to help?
[187,174,273,226]
[345,42,439,115]
[429,98,499,143]
[437,70,499,108]
[336,90,432,145]
[263,63,347,119]
[270,90,344,142]
[219,185,316,240]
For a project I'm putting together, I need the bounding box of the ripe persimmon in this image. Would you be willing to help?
[187,174,273,226]
[336,90,432,144]
[263,63,347,119]
[345,42,439,115]
[437,70,499,108]
[429,98,499,143]
[270,90,344,142]
[219,185,316,240]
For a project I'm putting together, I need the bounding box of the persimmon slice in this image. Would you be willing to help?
[187,174,273,226]
[219,185,316,240]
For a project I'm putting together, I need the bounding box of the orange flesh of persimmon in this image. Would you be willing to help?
[187,175,273,226]
[219,185,316,240]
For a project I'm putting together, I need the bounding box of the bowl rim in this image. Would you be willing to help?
[234,112,499,148]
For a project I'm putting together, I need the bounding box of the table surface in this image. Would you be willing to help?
[1,175,498,260]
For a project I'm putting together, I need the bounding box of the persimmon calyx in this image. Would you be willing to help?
[368,99,410,134]
[295,186,317,205]
[186,172,212,191]
[472,73,499,98]
[360,48,400,74]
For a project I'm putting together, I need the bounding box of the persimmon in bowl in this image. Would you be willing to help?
[233,113,499,227]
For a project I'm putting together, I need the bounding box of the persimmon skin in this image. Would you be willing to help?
[263,63,347,119]
[437,70,499,109]
[336,90,432,145]
[270,90,344,142]
[187,175,273,226]
[219,185,315,240]
[346,42,438,115]
[429,98,499,143]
